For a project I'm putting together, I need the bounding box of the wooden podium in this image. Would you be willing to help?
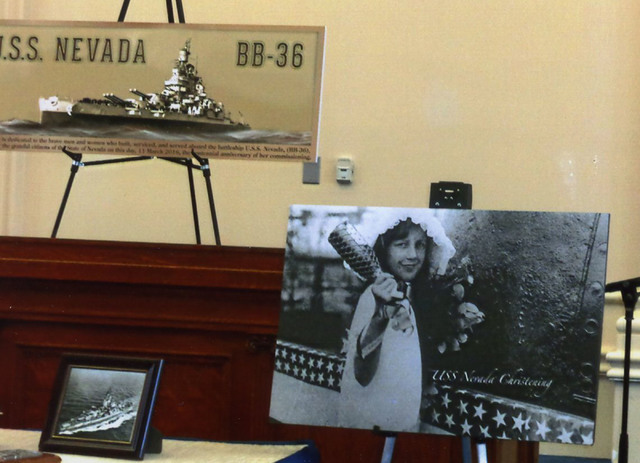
[0,237,538,462]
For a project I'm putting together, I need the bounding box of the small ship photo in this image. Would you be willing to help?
[54,368,145,443]
[57,391,138,437]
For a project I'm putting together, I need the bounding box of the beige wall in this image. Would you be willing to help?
[2,1,639,459]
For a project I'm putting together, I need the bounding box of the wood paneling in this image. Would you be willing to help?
[0,237,537,462]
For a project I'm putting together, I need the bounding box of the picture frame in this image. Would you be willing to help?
[39,354,163,460]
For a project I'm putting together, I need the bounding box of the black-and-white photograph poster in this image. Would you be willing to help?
[270,205,609,444]
[0,21,324,162]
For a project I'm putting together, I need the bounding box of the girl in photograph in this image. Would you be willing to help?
[339,210,482,432]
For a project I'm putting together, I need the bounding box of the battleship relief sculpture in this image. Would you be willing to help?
[39,40,250,134]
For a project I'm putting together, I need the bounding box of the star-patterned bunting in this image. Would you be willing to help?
[423,384,594,445]
[275,340,345,392]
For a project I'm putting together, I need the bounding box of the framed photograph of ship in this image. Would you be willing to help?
[39,354,163,460]
[0,20,324,162]
[270,205,610,445]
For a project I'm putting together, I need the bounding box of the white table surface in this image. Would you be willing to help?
[0,429,307,463]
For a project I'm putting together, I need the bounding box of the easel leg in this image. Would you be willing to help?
[52,149,83,238]
[186,162,201,245]
[476,441,488,463]
[464,438,489,463]
[462,437,473,463]
[618,286,637,463]
[117,0,131,21]
[380,436,396,463]
[192,150,221,246]
[175,0,185,22]
[202,160,221,246]
[165,0,175,23]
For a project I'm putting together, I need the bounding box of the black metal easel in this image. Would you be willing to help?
[605,277,640,463]
[52,0,222,245]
